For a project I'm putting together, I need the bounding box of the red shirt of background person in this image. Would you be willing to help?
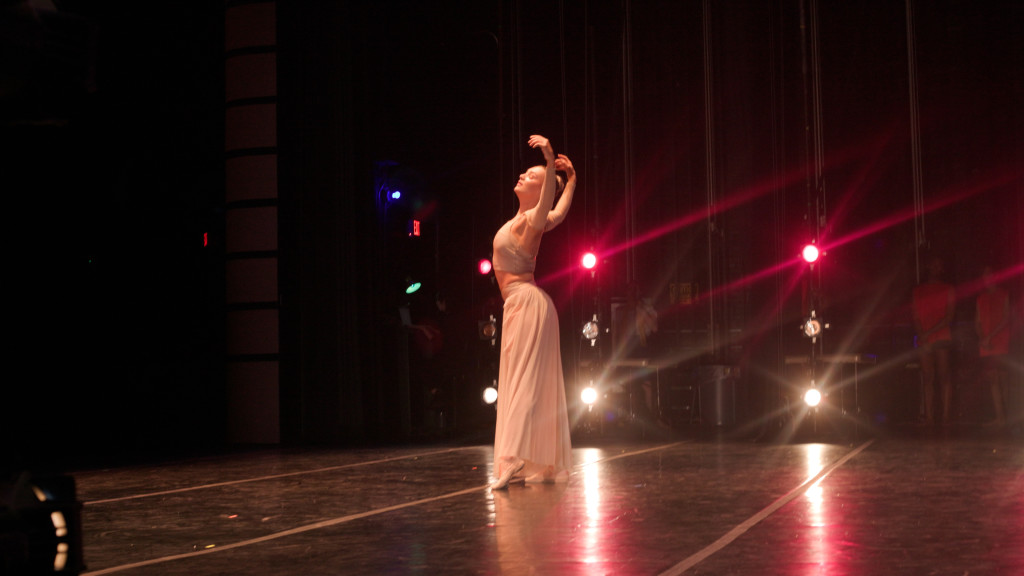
[976,267,1010,357]
[912,261,955,347]
[975,266,1012,426]
[911,256,955,425]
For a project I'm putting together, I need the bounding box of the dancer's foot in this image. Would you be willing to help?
[491,459,525,490]
[540,465,556,484]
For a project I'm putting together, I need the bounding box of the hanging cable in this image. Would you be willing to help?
[770,0,786,381]
[798,0,814,238]
[797,0,826,358]
[558,0,581,393]
[810,0,826,233]
[559,0,569,150]
[492,2,505,228]
[809,0,825,355]
[906,0,926,282]
[576,0,595,398]
[584,1,593,238]
[512,0,524,217]
[702,0,718,358]
[622,0,636,284]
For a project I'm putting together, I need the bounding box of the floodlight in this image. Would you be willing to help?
[581,386,598,405]
[483,386,498,405]
[804,387,822,407]
[582,314,599,345]
[802,244,820,263]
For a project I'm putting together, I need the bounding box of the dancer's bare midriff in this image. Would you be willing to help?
[495,270,535,301]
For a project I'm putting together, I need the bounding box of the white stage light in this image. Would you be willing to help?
[582,314,599,346]
[581,386,598,406]
[483,385,498,405]
[804,388,822,407]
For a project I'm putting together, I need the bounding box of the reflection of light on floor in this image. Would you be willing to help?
[806,483,824,523]
[582,448,602,564]
[803,445,830,571]
[485,462,496,527]
[804,443,825,480]
[577,446,605,467]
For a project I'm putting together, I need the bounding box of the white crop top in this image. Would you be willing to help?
[492,214,536,274]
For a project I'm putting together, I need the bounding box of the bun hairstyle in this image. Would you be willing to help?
[530,164,567,194]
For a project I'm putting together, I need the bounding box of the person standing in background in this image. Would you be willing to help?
[912,256,956,425]
[975,266,1011,427]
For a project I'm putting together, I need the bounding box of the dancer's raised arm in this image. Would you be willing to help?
[525,134,557,231]
[546,153,576,230]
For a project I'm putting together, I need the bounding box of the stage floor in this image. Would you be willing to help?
[68,426,1022,575]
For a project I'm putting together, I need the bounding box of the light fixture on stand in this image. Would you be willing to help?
[581,382,598,408]
[483,380,498,405]
[581,314,599,346]
[478,314,497,346]
[800,310,828,342]
[803,382,823,408]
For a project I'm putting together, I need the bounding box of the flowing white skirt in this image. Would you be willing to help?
[493,281,572,480]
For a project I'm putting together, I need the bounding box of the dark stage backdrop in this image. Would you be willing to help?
[2,0,1020,467]
[273,0,1021,444]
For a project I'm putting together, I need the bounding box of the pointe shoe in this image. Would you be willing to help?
[539,466,557,484]
[525,467,557,484]
[491,459,525,490]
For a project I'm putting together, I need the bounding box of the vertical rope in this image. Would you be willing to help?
[558,0,577,394]
[512,0,524,217]
[809,0,825,355]
[580,1,597,367]
[906,0,926,283]
[798,0,813,238]
[770,0,786,381]
[584,2,593,241]
[622,0,635,283]
[796,0,827,367]
[559,0,569,150]
[702,0,718,357]
[497,2,505,226]
[810,0,826,229]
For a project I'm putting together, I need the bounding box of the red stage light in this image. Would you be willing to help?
[478,259,492,275]
[581,252,598,270]
[802,244,820,263]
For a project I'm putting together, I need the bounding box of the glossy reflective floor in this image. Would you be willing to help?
[66,424,1022,576]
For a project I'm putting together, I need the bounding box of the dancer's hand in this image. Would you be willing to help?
[529,135,554,163]
[555,154,575,179]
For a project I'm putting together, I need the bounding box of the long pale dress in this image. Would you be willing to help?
[492,214,572,481]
